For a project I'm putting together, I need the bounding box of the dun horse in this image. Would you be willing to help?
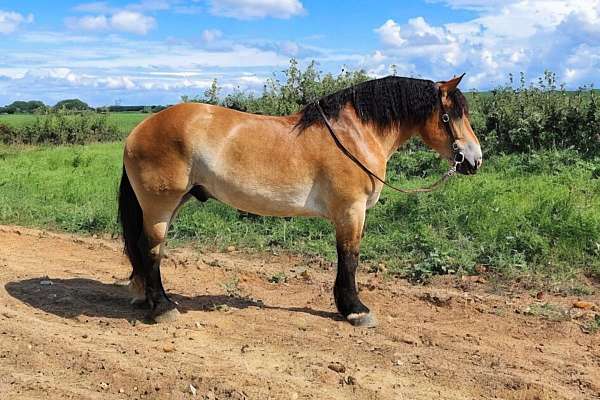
[118,74,482,326]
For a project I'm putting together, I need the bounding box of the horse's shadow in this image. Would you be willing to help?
[4,277,341,323]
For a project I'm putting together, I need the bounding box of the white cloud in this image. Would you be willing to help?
[280,41,300,56]
[0,28,305,105]
[374,20,405,47]
[374,0,600,87]
[66,15,109,31]
[110,11,156,34]
[209,0,305,20]
[66,11,156,35]
[0,10,34,34]
[73,2,113,13]
[97,75,136,90]
[201,29,223,43]
[127,0,172,12]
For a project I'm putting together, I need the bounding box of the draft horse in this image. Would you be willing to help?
[118,74,482,326]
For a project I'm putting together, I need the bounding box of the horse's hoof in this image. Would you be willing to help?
[151,306,180,324]
[347,312,377,328]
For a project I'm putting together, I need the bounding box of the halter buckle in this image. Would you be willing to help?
[454,151,465,164]
[441,113,450,123]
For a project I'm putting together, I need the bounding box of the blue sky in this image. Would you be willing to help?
[0,0,598,106]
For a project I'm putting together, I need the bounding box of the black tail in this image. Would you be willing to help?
[118,167,144,279]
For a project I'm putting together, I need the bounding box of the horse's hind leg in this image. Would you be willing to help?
[138,194,185,323]
[333,203,377,327]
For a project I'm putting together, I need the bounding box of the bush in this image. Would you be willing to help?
[471,71,600,155]
[186,59,370,116]
[0,111,120,145]
[54,99,90,111]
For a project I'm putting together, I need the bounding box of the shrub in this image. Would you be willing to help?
[0,110,120,145]
[186,59,370,116]
[471,71,600,155]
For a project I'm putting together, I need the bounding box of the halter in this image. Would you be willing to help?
[315,89,465,194]
[438,89,466,166]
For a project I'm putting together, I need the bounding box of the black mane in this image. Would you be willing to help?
[297,76,468,131]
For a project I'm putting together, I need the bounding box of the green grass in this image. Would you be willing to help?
[0,142,598,283]
[0,113,147,136]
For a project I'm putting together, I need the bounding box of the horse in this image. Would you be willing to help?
[118,73,482,327]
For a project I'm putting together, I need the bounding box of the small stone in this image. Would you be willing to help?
[40,280,53,286]
[99,382,109,390]
[421,291,453,307]
[328,363,346,373]
[189,384,197,396]
[573,300,594,310]
[163,344,176,353]
[226,246,236,252]
[401,335,419,346]
[119,388,124,394]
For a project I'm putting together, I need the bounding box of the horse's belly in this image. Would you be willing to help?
[196,169,325,217]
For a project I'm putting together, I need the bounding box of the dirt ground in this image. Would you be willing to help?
[0,225,598,400]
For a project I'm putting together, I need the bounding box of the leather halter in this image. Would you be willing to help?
[314,90,464,194]
[438,89,466,165]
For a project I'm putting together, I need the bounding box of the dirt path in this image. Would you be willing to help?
[0,225,598,400]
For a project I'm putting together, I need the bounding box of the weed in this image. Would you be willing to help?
[221,276,241,298]
[581,315,600,334]
[522,303,570,322]
[268,272,287,284]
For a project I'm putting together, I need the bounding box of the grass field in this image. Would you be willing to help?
[1,142,598,285]
[0,113,147,136]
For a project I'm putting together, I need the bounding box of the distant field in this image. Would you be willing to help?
[0,112,148,136]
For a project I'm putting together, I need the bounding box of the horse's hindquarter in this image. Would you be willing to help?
[184,105,329,217]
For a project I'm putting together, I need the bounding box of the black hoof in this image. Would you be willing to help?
[147,300,179,323]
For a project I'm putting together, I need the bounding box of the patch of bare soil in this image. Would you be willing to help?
[0,225,598,400]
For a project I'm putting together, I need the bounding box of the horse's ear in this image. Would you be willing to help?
[437,73,465,93]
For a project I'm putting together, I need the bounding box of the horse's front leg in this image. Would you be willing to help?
[333,203,377,327]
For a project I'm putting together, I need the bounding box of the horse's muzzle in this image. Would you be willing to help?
[456,156,482,175]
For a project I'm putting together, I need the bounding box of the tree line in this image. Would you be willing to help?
[0,99,167,114]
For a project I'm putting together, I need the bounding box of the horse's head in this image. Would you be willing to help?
[420,74,482,175]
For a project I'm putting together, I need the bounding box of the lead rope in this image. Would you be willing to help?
[315,102,459,194]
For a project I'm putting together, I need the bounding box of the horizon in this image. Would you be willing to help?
[1,1,599,107]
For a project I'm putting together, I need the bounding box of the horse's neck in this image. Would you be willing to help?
[339,107,416,162]
[365,123,416,161]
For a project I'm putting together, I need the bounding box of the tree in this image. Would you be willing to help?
[1,100,47,114]
[54,99,90,111]
[203,79,220,105]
